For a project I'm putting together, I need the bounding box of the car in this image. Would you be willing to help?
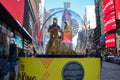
[105,54,115,62]
[114,56,120,64]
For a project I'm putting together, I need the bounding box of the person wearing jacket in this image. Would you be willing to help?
[0,25,9,80]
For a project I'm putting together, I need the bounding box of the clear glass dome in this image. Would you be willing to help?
[32,8,87,55]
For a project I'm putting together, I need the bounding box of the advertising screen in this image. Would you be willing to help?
[63,31,72,44]
[15,35,23,48]
[0,0,25,26]
[105,34,116,48]
[104,12,116,33]
[102,0,115,18]
[115,0,120,20]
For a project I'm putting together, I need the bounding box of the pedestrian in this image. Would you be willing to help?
[8,35,18,80]
[0,25,9,80]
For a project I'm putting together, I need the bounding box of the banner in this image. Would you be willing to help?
[18,58,100,80]
[0,0,25,26]
[105,34,116,48]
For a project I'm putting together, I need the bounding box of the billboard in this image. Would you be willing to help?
[19,58,100,80]
[102,0,115,18]
[104,12,116,33]
[37,21,42,42]
[115,0,120,20]
[63,31,72,44]
[105,34,116,48]
[15,35,23,48]
[0,0,25,26]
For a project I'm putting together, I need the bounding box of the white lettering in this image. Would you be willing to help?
[103,0,114,12]
[104,18,115,27]
[106,38,115,43]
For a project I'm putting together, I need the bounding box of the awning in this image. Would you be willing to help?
[99,34,105,46]
[0,4,32,41]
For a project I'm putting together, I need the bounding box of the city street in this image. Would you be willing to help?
[101,61,120,80]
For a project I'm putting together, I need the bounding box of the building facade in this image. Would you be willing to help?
[0,0,41,56]
[94,0,120,55]
[85,5,96,29]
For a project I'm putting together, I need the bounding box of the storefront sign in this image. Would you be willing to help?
[104,12,116,33]
[0,0,25,26]
[18,58,100,80]
[105,34,116,48]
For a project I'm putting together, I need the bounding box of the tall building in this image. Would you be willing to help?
[42,8,51,39]
[85,5,97,50]
[76,30,87,54]
[93,0,102,49]
[94,0,120,55]
[62,2,71,31]
[64,2,70,9]
[85,5,96,29]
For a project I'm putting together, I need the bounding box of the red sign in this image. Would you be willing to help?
[104,11,116,33]
[63,31,72,44]
[102,0,115,18]
[115,0,120,20]
[37,20,42,42]
[0,0,25,26]
[105,34,116,48]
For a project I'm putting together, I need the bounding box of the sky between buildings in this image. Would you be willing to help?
[44,0,95,18]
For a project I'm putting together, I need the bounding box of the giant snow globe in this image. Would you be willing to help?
[32,8,87,56]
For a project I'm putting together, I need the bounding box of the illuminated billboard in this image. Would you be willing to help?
[104,12,116,33]
[102,0,115,18]
[15,35,23,48]
[115,0,120,20]
[105,34,116,48]
[63,31,72,44]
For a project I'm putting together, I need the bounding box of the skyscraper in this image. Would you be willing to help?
[85,5,96,29]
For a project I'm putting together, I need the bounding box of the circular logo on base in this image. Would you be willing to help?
[62,61,84,80]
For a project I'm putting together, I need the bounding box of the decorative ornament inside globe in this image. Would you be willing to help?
[32,8,87,55]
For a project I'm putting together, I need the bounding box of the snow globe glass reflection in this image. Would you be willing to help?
[32,8,87,55]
